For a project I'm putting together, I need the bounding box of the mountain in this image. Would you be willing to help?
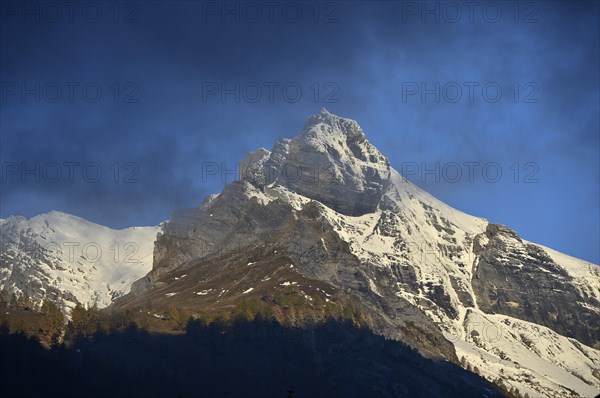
[120,109,599,398]
[0,211,159,310]
[1,109,598,397]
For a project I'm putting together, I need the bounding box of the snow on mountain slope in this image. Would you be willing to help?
[0,211,159,310]
[531,241,600,304]
[454,309,599,398]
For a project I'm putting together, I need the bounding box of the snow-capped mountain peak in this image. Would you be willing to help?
[241,110,392,216]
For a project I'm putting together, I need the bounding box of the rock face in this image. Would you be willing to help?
[146,182,297,285]
[472,223,600,347]
[138,179,456,359]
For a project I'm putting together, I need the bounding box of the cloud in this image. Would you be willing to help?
[1,1,598,262]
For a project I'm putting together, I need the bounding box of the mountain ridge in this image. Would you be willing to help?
[1,109,598,397]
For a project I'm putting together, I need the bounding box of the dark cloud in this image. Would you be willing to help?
[0,1,598,263]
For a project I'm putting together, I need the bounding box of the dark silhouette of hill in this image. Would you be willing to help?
[0,318,504,398]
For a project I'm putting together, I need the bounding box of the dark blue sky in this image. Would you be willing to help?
[1,1,598,263]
